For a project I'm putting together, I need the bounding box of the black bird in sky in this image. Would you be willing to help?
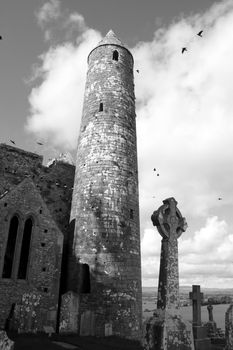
[197,30,203,37]
[218,197,222,200]
[0,36,2,40]
[182,47,187,54]
[10,140,15,145]
[136,69,139,73]
[37,142,43,145]
[157,174,160,177]
[153,168,156,171]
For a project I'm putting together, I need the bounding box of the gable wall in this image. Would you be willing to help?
[0,144,75,330]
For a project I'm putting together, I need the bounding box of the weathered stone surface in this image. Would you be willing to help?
[225,304,233,350]
[0,143,74,331]
[12,291,58,333]
[151,198,187,310]
[59,291,79,333]
[80,310,95,336]
[205,304,217,338]
[143,198,194,350]
[207,304,214,322]
[205,304,225,345]
[189,285,211,350]
[189,286,203,327]
[69,30,142,339]
[0,331,14,350]
[0,30,142,339]
[144,310,194,350]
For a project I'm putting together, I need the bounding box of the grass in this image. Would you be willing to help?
[9,333,143,350]
[8,332,226,350]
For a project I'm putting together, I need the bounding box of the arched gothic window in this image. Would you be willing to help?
[2,216,19,278]
[17,218,33,279]
[113,50,119,61]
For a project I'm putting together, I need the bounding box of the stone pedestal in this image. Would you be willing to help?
[192,325,211,350]
[144,309,194,350]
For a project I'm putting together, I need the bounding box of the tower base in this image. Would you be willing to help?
[143,309,194,350]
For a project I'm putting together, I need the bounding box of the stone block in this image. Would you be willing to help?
[143,309,194,350]
[194,338,211,350]
[105,323,113,336]
[0,331,14,350]
[59,291,79,333]
[80,310,95,336]
[192,326,211,350]
[192,326,207,339]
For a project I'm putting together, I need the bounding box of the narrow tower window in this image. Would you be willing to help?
[17,218,33,279]
[130,209,134,219]
[99,102,103,112]
[113,50,119,61]
[2,216,19,278]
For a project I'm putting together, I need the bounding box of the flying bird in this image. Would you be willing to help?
[157,174,160,177]
[37,142,43,145]
[136,69,139,73]
[197,30,203,37]
[182,47,187,54]
[218,197,222,200]
[153,168,156,171]
[10,140,15,145]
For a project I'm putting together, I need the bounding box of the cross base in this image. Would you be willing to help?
[194,338,211,350]
[192,325,211,350]
[143,309,195,350]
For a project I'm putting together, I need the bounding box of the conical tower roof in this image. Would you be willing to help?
[88,29,133,62]
[97,29,125,47]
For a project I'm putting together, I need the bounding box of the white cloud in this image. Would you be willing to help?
[141,216,233,287]
[133,0,233,222]
[27,3,102,147]
[26,29,101,149]
[68,13,86,28]
[27,0,233,287]
[36,0,61,27]
[35,1,87,42]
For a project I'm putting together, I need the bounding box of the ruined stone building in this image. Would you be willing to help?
[0,30,142,339]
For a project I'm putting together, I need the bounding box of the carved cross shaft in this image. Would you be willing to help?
[151,198,187,310]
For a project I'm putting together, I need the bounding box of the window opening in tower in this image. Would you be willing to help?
[99,102,103,112]
[113,50,119,61]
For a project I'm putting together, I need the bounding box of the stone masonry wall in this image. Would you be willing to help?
[70,40,142,340]
[225,304,233,350]
[0,144,75,330]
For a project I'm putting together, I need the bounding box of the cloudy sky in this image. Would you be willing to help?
[1,0,233,288]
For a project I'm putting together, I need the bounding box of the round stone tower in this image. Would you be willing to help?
[70,30,142,339]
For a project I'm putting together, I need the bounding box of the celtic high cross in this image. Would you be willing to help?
[151,197,187,310]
